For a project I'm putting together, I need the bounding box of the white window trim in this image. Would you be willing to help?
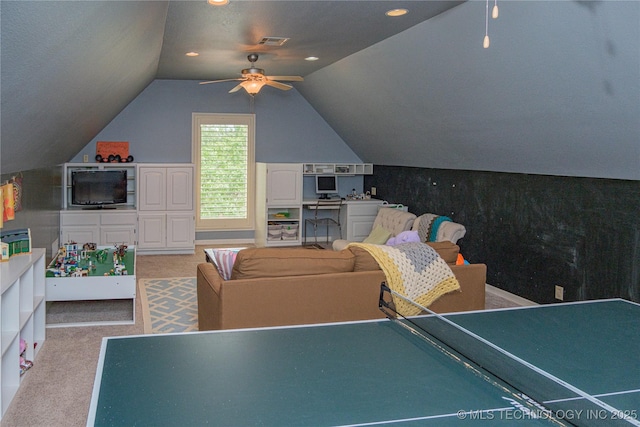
[192,113,256,231]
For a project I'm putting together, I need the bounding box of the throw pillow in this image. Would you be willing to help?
[208,248,243,280]
[363,225,392,245]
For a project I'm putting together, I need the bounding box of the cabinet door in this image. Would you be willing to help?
[166,168,193,211]
[166,213,194,248]
[138,168,166,211]
[267,164,302,206]
[101,226,136,246]
[137,214,166,248]
[344,202,384,241]
[60,227,99,245]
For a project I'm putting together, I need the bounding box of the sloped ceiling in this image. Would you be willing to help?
[1,1,168,174]
[1,0,638,180]
[298,1,640,180]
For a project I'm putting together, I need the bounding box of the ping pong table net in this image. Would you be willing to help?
[378,283,639,427]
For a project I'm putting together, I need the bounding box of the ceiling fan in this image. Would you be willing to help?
[199,53,303,95]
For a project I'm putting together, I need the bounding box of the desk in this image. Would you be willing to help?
[88,299,640,426]
[303,198,384,242]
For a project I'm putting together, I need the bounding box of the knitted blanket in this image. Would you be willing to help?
[349,242,460,316]
[417,215,452,242]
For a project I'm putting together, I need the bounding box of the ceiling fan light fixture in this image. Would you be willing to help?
[207,0,229,6]
[241,80,265,95]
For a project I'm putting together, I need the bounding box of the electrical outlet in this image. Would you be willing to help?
[83,154,89,162]
[555,285,564,301]
[371,187,377,196]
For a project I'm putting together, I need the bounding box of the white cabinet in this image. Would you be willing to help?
[266,166,302,206]
[138,166,193,212]
[256,163,303,247]
[137,164,195,254]
[341,200,385,242]
[60,211,137,246]
[1,249,46,420]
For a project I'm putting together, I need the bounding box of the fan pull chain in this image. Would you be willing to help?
[483,0,499,49]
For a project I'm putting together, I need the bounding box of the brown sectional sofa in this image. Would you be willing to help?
[197,242,486,331]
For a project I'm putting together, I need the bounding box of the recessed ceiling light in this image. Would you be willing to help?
[305,56,319,61]
[185,52,200,57]
[386,8,408,17]
[207,0,229,6]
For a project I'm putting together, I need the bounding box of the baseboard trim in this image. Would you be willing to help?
[485,284,538,306]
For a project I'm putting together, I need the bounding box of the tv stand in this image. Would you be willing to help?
[318,194,331,200]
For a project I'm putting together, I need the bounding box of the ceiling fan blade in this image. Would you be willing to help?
[199,78,242,85]
[229,83,245,93]
[265,80,293,91]
[266,76,304,82]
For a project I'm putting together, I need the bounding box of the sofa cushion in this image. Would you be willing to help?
[362,225,392,244]
[230,247,355,280]
[350,241,460,271]
[425,241,461,264]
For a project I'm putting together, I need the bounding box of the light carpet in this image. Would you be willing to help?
[138,277,199,334]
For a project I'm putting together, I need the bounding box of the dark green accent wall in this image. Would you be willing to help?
[365,166,640,304]
[1,166,62,260]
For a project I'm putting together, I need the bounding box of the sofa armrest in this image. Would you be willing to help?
[429,263,486,313]
[197,263,225,331]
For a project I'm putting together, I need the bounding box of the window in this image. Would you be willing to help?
[192,113,255,230]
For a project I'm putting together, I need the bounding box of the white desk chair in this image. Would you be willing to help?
[304,199,344,246]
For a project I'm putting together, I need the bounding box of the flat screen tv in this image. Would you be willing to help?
[71,170,127,207]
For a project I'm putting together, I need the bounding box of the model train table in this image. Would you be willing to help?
[45,245,136,327]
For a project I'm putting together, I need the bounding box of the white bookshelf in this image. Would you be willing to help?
[0,248,46,419]
[303,163,373,175]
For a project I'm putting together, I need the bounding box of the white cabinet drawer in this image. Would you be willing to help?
[60,212,99,226]
[347,203,381,216]
[101,212,137,225]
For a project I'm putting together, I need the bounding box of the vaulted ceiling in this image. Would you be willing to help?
[1,1,638,179]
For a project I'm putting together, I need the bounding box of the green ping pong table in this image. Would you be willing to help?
[88,298,639,426]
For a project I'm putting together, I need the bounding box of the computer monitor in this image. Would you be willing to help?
[315,175,338,199]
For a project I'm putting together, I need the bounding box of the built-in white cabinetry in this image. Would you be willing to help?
[60,211,137,246]
[60,162,194,255]
[256,163,303,247]
[341,199,385,242]
[137,164,195,254]
[60,163,137,247]
[1,249,46,420]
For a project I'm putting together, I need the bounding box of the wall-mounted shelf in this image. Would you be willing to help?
[303,163,373,175]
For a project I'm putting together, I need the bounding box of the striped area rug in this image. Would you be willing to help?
[138,277,199,334]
